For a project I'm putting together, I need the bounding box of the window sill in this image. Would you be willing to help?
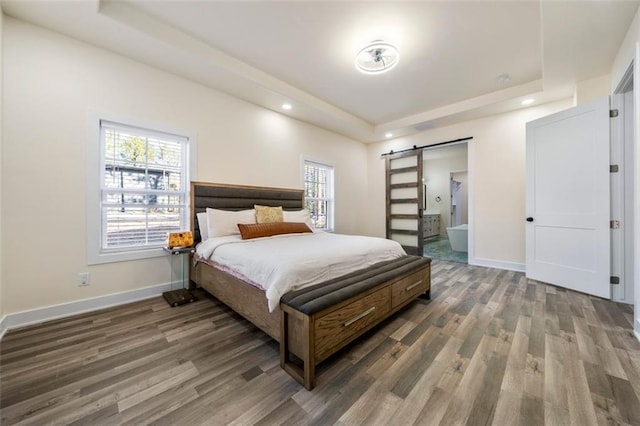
[88,246,166,265]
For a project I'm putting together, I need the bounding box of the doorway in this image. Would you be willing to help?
[450,171,468,227]
[422,142,469,263]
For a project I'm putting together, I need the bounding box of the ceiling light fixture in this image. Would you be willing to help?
[282,103,292,110]
[521,98,534,105]
[355,41,399,74]
[385,132,393,138]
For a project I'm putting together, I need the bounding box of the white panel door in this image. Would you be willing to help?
[526,97,610,298]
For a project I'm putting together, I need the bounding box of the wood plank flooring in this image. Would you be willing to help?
[1,260,639,425]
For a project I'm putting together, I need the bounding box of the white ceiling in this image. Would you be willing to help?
[3,1,638,143]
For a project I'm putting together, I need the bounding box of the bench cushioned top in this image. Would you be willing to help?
[280,255,431,315]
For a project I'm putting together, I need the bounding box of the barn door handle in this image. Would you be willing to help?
[526,217,534,222]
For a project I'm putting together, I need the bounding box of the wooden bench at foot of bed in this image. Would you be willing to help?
[279,255,431,390]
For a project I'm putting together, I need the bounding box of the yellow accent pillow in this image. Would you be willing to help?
[254,205,284,224]
[167,231,194,248]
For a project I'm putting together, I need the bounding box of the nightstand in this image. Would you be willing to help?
[162,246,197,307]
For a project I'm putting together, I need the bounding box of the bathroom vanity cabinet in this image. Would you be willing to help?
[423,214,441,241]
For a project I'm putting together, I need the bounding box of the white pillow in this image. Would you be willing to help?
[283,209,314,231]
[206,208,256,238]
[196,212,209,241]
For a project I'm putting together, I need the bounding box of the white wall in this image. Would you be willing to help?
[612,9,639,92]
[366,99,573,268]
[2,18,369,315]
[611,6,640,336]
[0,10,4,324]
[575,75,611,105]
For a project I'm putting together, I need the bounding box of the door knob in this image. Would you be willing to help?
[526,217,534,222]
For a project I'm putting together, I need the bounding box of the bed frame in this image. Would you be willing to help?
[190,181,431,389]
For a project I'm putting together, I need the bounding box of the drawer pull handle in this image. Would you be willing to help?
[405,280,423,292]
[344,307,376,327]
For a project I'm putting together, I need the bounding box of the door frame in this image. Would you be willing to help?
[612,69,635,304]
[611,56,640,312]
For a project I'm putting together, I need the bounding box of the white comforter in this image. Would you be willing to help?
[196,232,406,312]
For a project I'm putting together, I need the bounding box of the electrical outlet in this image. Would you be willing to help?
[78,272,90,286]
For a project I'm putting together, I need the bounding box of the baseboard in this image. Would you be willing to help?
[0,315,7,341]
[468,257,526,273]
[636,320,640,342]
[0,280,183,339]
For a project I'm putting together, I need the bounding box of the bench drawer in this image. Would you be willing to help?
[314,287,391,361]
[391,267,430,308]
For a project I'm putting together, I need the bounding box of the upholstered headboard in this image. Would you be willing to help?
[190,182,305,243]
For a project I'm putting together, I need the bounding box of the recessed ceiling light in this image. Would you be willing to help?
[355,41,399,74]
[521,98,534,105]
[385,132,393,138]
[282,103,292,110]
[496,74,510,84]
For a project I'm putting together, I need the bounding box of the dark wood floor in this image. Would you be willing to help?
[1,260,639,425]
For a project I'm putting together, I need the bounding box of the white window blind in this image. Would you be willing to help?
[100,120,189,252]
[304,160,334,230]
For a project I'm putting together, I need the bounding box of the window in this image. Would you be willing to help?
[89,119,191,263]
[303,160,334,230]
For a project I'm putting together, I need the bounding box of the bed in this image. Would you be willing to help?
[190,181,431,389]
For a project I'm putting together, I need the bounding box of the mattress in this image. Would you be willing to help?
[196,232,406,311]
